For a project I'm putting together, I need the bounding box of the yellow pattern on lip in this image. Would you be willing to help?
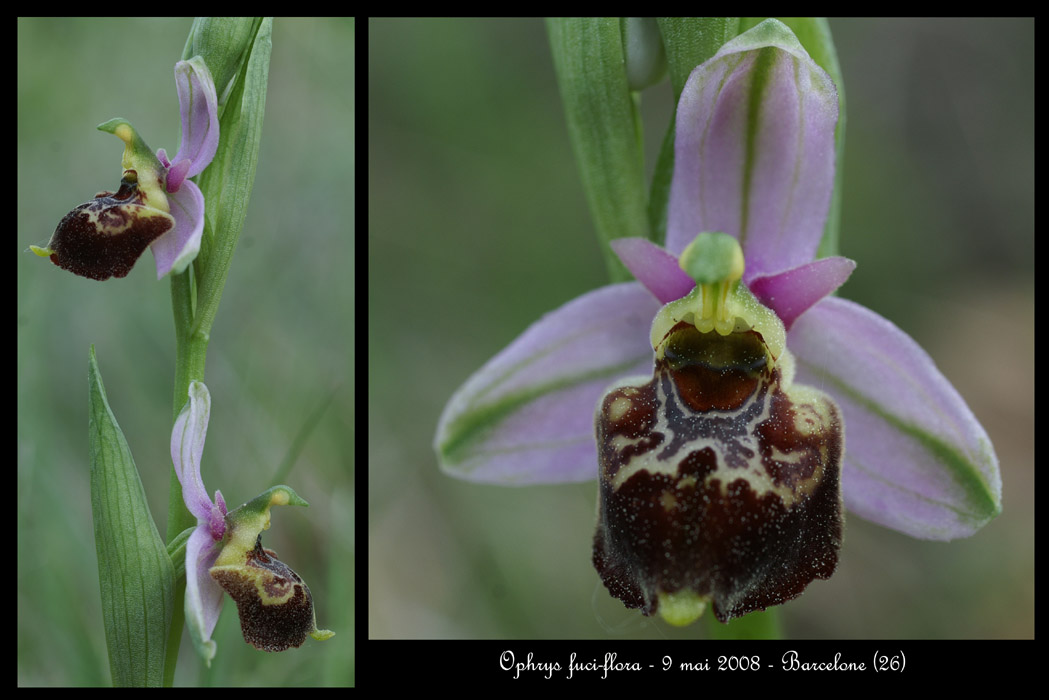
[209,486,335,651]
[594,232,843,626]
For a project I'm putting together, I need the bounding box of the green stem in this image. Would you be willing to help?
[158,19,271,682]
[162,266,211,685]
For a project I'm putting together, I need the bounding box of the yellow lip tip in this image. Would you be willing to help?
[657,590,709,627]
[310,629,335,642]
[114,122,134,144]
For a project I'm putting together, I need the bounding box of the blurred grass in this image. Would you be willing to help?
[18,18,354,685]
[368,18,1032,639]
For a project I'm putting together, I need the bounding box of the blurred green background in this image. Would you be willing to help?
[369,18,1032,639]
[18,19,354,685]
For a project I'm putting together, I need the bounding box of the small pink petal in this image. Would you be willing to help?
[748,256,856,329]
[166,158,192,193]
[610,238,695,304]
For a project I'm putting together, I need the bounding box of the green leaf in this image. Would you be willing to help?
[192,17,273,338]
[166,526,196,580]
[182,17,263,110]
[546,18,649,282]
[89,347,174,687]
[658,17,741,99]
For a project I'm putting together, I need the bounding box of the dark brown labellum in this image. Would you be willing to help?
[44,170,175,281]
[593,323,843,622]
[210,535,319,652]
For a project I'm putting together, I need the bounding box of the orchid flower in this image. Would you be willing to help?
[435,20,1001,626]
[31,57,219,281]
[172,381,334,665]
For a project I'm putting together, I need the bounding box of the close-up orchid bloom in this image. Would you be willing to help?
[172,381,334,665]
[31,56,218,280]
[434,19,1002,629]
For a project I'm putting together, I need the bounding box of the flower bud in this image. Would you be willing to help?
[622,18,666,91]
